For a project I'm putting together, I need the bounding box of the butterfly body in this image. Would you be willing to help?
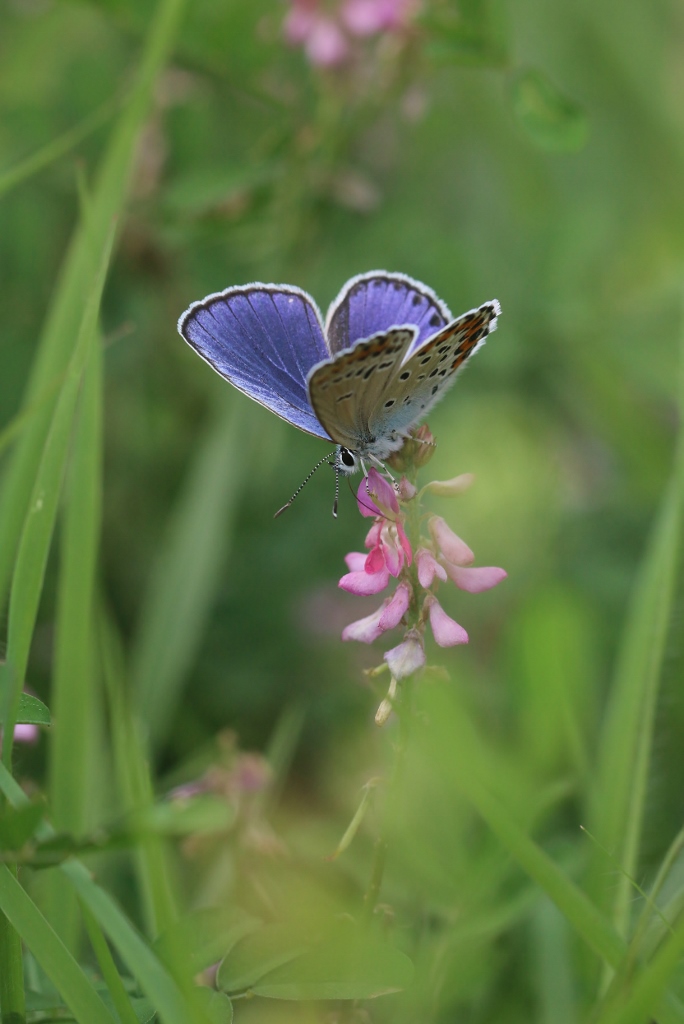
[178,271,500,479]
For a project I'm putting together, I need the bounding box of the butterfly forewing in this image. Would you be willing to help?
[326,272,452,354]
[367,301,501,440]
[307,327,417,449]
[178,285,332,441]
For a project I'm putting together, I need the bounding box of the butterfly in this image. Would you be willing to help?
[178,271,500,515]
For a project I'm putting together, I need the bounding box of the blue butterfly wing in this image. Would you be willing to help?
[325,271,452,354]
[178,285,332,440]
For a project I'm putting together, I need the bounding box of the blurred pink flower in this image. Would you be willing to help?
[282,0,418,67]
[13,723,39,744]
[341,0,416,36]
[284,0,349,66]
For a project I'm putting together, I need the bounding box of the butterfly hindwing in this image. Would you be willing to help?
[307,327,417,449]
[367,301,501,440]
[179,284,332,440]
[325,272,452,355]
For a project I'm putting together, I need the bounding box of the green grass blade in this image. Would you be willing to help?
[595,911,684,1024]
[0,373,65,460]
[98,606,215,1024]
[131,401,250,750]
[82,903,141,1024]
[0,94,119,199]
[414,685,684,1024]
[0,761,207,1024]
[0,865,117,1024]
[100,603,177,938]
[2,225,114,768]
[47,332,103,950]
[0,0,187,614]
[586,319,684,937]
[416,684,625,967]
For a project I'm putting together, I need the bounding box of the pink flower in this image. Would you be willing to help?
[339,475,412,594]
[384,632,425,678]
[428,515,474,565]
[428,514,507,594]
[424,594,468,647]
[443,562,508,593]
[284,0,350,66]
[283,0,317,43]
[305,16,349,65]
[416,547,447,588]
[13,723,39,744]
[356,468,398,518]
[342,582,410,643]
[365,519,412,576]
[341,0,417,35]
[339,549,390,594]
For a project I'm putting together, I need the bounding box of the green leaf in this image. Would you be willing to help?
[154,907,262,974]
[0,801,44,850]
[511,69,589,152]
[217,925,308,993]
[195,988,233,1024]
[0,689,51,727]
[253,924,414,1001]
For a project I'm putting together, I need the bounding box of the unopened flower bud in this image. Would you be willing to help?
[398,476,417,501]
[387,424,436,471]
[375,676,398,726]
[422,473,475,497]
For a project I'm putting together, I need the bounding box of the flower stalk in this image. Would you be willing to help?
[338,426,506,921]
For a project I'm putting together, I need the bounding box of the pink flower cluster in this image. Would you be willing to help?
[339,469,506,699]
[284,0,418,67]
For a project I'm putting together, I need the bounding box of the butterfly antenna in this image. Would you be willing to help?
[274,449,338,518]
[333,461,340,518]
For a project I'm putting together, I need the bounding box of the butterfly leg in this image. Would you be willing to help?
[367,453,400,493]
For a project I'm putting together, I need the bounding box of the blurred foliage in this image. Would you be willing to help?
[1,0,684,1020]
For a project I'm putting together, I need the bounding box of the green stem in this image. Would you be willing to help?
[361,457,422,923]
[0,865,26,1024]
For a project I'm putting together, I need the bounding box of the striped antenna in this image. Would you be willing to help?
[274,449,338,518]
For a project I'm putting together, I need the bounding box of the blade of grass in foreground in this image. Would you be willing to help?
[0,866,116,1024]
[132,399,252,751]
[99,605,215,1024]
[2,226,113,766]
[0,761,209,1024]
[47,333,103,952]
[0,0,186,614]
[0,225,113,1024]
[586,309,684,940]
[414,685,684,1024]
[595,906,684,1024]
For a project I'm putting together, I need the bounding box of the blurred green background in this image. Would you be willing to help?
[1,0,684,1020]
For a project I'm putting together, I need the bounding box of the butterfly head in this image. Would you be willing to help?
[334,446,361,476]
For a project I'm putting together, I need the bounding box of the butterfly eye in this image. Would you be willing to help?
[337,446,359,475]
